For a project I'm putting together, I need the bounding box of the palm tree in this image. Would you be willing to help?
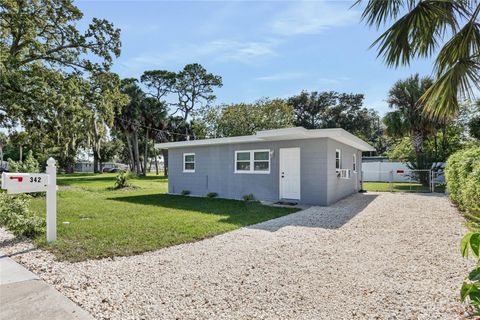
[383,74,438,170]
[357,0,480,120]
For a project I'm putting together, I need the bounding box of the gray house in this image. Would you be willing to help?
[156,127,375,206]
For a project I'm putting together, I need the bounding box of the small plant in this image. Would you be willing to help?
[461,232,480,315]
[243,194,254,201]
[114,170,132,189]
[181,190,191,195]
[207,192,218,198]
[0,192,45,237]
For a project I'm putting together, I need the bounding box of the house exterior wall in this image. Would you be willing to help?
[167,138,361,206]
[325,139,362,205]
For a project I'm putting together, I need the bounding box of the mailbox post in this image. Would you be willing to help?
[1,157,57,243]
[46,157,57,242]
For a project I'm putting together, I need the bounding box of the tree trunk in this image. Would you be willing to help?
[125,134,135,171]
[0,146,3,168]
[143,128,149,176]
[162,149,168,176]
[19,145,23,162]
[154,150,159,175]
[92,118,101,174]
[411,129,428,185]
[133,132,141,175]
[93,152,100,174]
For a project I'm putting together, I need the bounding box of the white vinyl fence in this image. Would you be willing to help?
[362,161,445,183]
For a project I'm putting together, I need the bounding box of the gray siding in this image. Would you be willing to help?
[167,137,360,206]
[325,139,362,205]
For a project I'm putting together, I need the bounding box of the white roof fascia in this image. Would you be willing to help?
[155,127,375,151]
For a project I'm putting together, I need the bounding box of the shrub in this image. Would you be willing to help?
[461,232,480,315]
[114,170,132,189]
[7,150,40,173]
[0,192,45,238]
[447,147,480,315]
[181,190,190,195]
[207,192,218,198]
[243,194,254,201]
[445,146,480,211]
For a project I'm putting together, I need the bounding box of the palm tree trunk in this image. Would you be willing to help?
[125,134,135,171]
[411,129,428,185]
[19,145,23,162]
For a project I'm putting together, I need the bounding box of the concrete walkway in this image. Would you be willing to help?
[0,253,94,320]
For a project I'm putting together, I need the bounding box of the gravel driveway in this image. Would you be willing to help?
[0,192,470,319]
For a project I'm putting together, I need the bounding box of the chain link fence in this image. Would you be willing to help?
[362,169,445,193]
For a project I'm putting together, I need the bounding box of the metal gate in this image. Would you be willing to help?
[361,169,445,193]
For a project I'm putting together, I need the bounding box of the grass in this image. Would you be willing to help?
[27,173,298,262]
[363,181,445,193]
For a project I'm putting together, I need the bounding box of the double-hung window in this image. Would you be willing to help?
[235,150,270,174]
[335,149,342,170]
[183,153,195,173]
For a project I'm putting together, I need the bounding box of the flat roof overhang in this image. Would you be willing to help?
[155,127,375,152]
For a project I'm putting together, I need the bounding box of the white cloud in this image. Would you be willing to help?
[270,1,360,36]
[256,72,306,81]
[121,39,279,71]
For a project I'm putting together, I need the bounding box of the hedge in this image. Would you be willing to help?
[445,146,480,213]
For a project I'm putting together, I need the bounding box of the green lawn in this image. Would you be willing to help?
[363,181,445,193]
[29,173,298,262]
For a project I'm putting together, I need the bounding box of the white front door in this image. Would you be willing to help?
[279,148,301,200]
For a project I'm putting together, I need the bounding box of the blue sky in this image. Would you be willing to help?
[77,0,435,115]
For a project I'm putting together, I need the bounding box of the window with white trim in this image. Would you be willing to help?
[335,149,341,170]
[353,153,357,172]
[183,153,195,172]
[235,150,270,174]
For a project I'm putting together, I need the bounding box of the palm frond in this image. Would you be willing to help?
[422,58,480,120]
[371,0,459,67]
[383,110,408,137]
[435,10,480,75]
[355,0,409,28]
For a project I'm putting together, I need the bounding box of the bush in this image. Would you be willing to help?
[447,147,480,315]
[207,192,218,198]
[0,192,45,238]
[181,190,190,195]
[461,232,480,315]
[445,146,480,211]
[114,170,133,189]
[243,194,254,201]
[8,150,40,173]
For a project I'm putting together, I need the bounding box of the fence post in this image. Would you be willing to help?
[389,170,393,192]
[430,170,435,193]
[46,157,57,243]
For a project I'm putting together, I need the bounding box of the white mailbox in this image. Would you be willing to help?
[1,173,49,194]
[1,157,57,243]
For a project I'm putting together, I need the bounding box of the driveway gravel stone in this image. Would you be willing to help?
[0,192,470,319]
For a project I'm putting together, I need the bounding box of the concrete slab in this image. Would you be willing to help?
[0,252,95,320]
[0,254,38,285]
[0,279,95,320]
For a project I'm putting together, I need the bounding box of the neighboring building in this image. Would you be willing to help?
[74,161,128,173]
[156,127,375,206]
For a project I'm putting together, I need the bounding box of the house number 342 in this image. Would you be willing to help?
[30,177,41,183]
